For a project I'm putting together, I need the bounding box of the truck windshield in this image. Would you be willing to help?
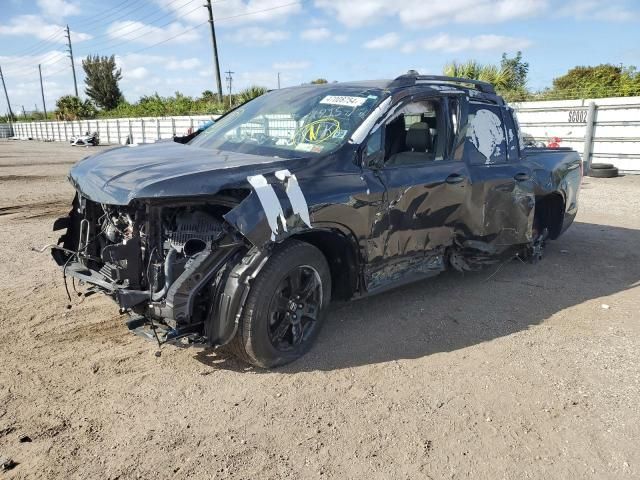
[190,86,387,158]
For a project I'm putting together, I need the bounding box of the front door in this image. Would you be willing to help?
[363,96,470,291]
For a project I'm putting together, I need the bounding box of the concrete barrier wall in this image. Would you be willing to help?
[10,115,218,145]
[513,96,640,173]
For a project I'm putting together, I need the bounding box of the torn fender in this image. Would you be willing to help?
[223,169,312,248]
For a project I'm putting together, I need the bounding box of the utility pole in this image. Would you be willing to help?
[0,65,15,120]
[65,24,79,97]
[21,105,27,120]
[38,64,48,119]
[204,0,223,102]
[277,72,281,89]
[225,70,234,108]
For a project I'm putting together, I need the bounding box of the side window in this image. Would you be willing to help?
[466,103,507,165]
[503,107,520,162]
[365,126,383,158]
[383,99,445,167]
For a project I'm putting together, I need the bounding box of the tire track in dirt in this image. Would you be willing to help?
[0,199,69,219]
[0,175,52,182]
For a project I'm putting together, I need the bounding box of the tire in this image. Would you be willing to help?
[589,163,614,170]
[589,167,618,178]
[229,240,331,368]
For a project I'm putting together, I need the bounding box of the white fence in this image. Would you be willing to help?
[9,115,218,145]
[513,96,640,173]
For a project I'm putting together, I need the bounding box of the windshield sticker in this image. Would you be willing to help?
[332,129,348,140]
[320,96,367,108]
[295,118,340,144]
[295,143,323,153]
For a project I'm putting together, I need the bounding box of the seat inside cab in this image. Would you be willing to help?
[385,100,444,165]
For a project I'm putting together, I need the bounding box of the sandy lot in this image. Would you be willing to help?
[0,139,639,479]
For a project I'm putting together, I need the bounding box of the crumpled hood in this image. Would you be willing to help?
[69,141,299,205]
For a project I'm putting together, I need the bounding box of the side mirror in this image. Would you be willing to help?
[365,150,384,170]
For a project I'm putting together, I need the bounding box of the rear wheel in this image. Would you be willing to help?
[229,240,331,368]
[590,163,614,170]
[589,166,618,178]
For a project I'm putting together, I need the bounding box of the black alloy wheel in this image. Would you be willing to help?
[267,265,323,352]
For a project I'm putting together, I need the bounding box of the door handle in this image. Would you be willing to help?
[514,172,530,182]
[445,174,465,184]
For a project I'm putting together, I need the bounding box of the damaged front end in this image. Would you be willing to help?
[49,193,269,347]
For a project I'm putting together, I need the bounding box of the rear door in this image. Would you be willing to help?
[463,102,534,249]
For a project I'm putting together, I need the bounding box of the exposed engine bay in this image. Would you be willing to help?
[50,194,261,347]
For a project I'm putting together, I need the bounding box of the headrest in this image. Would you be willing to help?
[406,122,431,152]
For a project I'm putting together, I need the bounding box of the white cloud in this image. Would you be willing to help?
[404,33,532,53]
[0,15,91,42]
[128,67,149,80]
[106,20,200,45]
[37,0,80,20]
[334,33,348,44]
[364,32,399,49]
[558,0,638,21]
[167,58,202,70]
[115,54,202,73]
[154,0,302,27]
[228,27,289,45]
[0,51,80,112]
[301,27,331,41]
[315,0,547,28]
[272,61,311,70]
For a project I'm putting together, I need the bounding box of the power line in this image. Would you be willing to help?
[1,51,68,77]
[71,3,204,56]
[75,0,198,51]
[129,2,301,55]
[70,0,146,29]
[4,29,66,59]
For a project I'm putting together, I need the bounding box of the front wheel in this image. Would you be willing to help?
[229,240,331,368]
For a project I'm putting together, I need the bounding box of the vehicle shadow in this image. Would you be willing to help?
[195,221,640,372]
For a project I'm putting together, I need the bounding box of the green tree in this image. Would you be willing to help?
[236,86,268,105]
[310,78,328,84]
[443,54,532,102]
[200,90,216,101]
[82,55,123,110]
[542,64,640,99]
[55,95,97,120]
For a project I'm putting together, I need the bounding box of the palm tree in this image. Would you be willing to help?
[236,86,268,105]
[443,60,513,90]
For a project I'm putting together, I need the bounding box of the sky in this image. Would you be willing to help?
[0,0,639,114]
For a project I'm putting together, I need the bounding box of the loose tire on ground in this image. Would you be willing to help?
[589,167,618,178]
[228,240,331,368]
[590,163,614,170]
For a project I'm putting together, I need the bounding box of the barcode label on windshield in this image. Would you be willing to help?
[320,96,367,107]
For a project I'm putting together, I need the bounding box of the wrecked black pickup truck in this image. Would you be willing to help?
[48,73,581,367]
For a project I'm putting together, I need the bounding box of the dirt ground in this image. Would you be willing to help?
[0,139,639,480]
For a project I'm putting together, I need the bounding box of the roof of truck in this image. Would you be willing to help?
[297,73,503,104]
